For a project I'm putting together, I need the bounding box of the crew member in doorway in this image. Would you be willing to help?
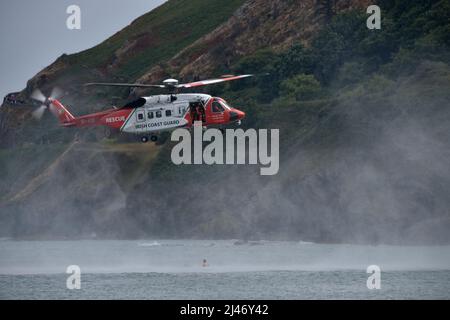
[190,103,199,124]
[198,104,206,123]
[190,102,205,124]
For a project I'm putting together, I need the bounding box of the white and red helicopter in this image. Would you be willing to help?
[31,75,251,142]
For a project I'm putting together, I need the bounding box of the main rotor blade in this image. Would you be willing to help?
[50,87,63,100]
[84,82,166,88]
[177,74,254,89]
[32,105,47,119]
[31,89,46,103]
[48,103,58,116]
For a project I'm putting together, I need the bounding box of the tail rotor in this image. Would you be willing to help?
[30,87,63,120]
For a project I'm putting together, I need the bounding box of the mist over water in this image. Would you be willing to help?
[1,240,449,275]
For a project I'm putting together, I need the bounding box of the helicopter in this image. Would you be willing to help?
[30,75,252,143]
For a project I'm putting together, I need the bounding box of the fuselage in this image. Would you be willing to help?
[63,93,245,135]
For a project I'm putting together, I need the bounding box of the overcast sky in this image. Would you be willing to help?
[0,0,166,99]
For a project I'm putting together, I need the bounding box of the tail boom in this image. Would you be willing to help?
[50,99,76,126]
[50,99,132,129]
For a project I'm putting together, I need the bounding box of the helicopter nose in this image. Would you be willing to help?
[230,109,245,121]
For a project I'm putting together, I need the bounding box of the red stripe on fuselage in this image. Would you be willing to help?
[100,109,133,129]
[72,108,133,129]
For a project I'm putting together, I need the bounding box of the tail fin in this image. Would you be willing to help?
[50,99,76,125]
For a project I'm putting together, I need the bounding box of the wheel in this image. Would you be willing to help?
[141,136,149,143]
[150,135,158,142]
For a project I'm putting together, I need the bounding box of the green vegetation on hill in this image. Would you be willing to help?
[68,0,245,79]
[224,0,450,107]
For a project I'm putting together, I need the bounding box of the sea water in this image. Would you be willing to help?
[0,240,449,299]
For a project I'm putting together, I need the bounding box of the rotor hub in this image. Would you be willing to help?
[162,78,179,87]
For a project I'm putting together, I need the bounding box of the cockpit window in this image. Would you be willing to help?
[212,101,225,113]
[219,100,231,110]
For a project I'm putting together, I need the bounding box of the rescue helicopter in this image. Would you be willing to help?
[30,75,252,143]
